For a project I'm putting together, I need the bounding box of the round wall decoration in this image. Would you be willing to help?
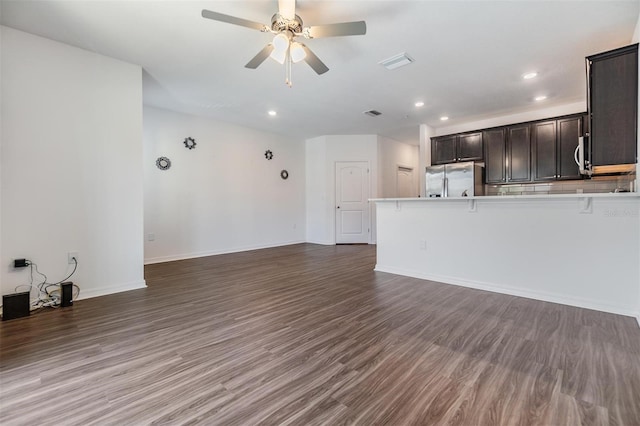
[183,137,196,150]
[280,170,289,180]
[156,156,171,170]
[265,150,274,160]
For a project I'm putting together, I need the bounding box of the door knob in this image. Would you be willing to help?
[337,206,340,209]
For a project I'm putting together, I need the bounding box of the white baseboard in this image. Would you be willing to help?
[76,280,147,300]
[144,240,306,265]
[375,264,640,324]
[304,239,334,246]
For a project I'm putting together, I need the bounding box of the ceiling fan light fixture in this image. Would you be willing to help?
[272,33,290,52]
[270,33,290,64]
[270,49,287,64]
[290,42,306,63]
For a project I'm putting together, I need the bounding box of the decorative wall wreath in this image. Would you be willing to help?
[183,137,196,150]
[156,157,171,170]
[280,170,289,180]
[265,150,274,160]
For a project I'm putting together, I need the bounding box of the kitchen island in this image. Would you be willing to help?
[372,193,640,324]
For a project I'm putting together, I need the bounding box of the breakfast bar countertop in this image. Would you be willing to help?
[371,191,640,202]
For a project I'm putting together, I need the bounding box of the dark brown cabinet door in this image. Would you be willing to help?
[483,129,506,183]
[507,124,531,182]
[589,43,638,166]
[532,121,557,181]
[457,132,483,161]
[431,135,457,164]
[557,117,582,180]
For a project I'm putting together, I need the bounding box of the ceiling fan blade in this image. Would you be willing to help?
[301,45,329,75]
[245,44,275,69]
[201,9,267,32]
[278,0,296,20]
[306,21,367,38]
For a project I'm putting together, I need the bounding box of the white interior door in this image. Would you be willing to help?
[396,166,414,197]
[335,161,370,244]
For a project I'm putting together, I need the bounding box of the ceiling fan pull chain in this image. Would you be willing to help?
[286,47,292,87]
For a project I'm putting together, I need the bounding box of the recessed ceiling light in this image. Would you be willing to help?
[268,110,277,116]
[523,72,538,80]
[415,101,425,107]
[534,95,547,101]
[440,116,449,121]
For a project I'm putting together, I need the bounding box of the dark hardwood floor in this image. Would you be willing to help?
[1,243,639,425]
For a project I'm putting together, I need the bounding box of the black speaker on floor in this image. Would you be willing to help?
[61,282,73,307]
[2,291,30,321]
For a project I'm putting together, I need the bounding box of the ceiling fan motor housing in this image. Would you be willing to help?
[271,13,303,34]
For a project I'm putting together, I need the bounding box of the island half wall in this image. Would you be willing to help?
[373,194,640,326]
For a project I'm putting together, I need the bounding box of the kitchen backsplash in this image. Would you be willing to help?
[485,174,636,196]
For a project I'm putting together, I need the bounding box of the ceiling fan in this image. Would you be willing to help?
[201,0,366,87]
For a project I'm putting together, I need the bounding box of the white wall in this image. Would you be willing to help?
[305,135,378,244]
[375,196,640,320]
[1,26,145,299]
[419,124,435,195]
[377,136,419,198]
[143,106,305,263]
[305,136,329,244]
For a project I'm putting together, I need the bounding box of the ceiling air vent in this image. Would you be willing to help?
[379,52,414,70]
[364,110,382,117]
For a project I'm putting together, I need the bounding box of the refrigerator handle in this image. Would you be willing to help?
[443,177,448,197]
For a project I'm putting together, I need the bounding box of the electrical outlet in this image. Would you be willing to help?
[68,251,79,264]
[419,240,427,250]
[147,233,155,241]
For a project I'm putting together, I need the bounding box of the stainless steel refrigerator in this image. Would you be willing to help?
[425,162,484,197]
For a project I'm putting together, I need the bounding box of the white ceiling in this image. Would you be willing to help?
[1,1,638,145]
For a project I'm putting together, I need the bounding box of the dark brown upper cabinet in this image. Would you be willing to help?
[431,132,483,165]
[431,135,457,164]
[457,133,483,161]
[507,124,531,182]
[484,125,531,184]
[532,116,583,181]
[443,113,586,185]
[557,116,582,180]
[532,121,557,181]
[588,43,638,166]
[483,128,506,183]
